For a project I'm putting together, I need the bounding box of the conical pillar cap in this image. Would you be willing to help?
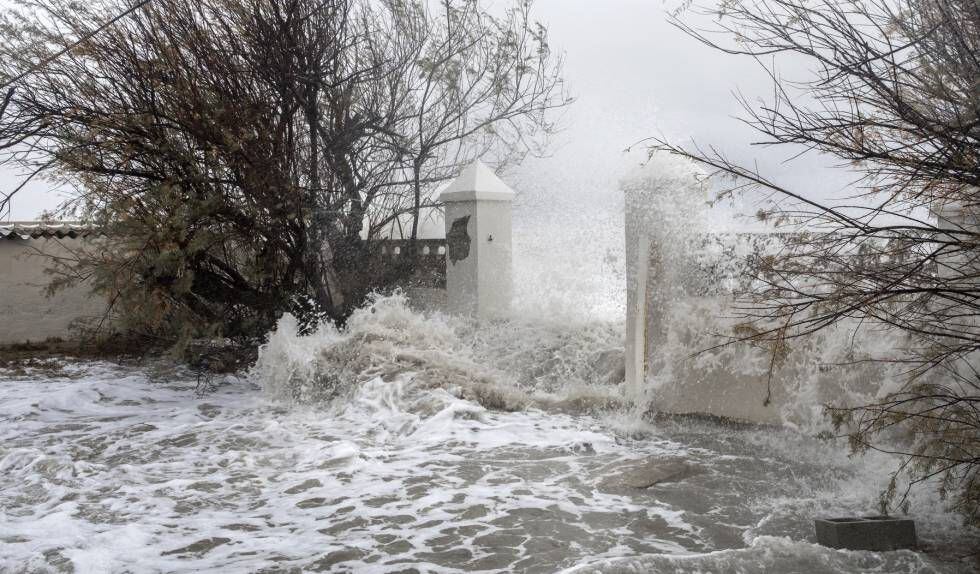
[439,160,515,202]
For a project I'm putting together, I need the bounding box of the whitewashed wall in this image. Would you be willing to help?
[623,157,900,426]
[0,238,106,345]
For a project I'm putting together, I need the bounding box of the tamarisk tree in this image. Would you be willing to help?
[657,0,980,523]
[0,0,567,337]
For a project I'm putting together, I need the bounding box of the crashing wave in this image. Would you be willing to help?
[251,292,627,413]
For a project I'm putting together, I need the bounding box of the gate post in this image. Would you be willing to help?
[439,160,514,318]
[624,186,653,394]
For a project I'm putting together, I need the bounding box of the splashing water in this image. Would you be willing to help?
[615,152,933,435]
[2,156,979,572]
[1,291,977,573]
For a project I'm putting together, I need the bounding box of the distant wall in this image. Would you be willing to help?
[373,238,448,289]
[1,236,448,346]
[0,238,106,345]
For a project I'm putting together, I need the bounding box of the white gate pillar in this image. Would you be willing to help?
[624,188,659,394]
[439,161,514,318]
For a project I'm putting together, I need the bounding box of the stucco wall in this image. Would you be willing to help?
[626,232,885,426]
[624,232,790,424]
[0,238,106,345]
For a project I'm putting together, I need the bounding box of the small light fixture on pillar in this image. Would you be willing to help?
[439,160,515,318]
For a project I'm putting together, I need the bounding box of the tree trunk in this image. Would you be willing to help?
[409,159,423,262]
[304,81,345,319]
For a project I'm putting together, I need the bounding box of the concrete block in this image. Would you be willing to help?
[814,516,917,551]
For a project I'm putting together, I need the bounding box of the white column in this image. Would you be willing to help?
[439,161,514,318]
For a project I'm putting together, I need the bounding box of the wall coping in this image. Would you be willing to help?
[0,221,101,240]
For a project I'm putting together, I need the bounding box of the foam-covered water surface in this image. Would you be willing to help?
[1,297,977,573]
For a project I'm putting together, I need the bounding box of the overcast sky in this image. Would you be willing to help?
[513,1,852,228]
[1,0,848,221]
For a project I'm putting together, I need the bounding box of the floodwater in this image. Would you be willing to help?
[3,153,978,572]
[1,294,977,573]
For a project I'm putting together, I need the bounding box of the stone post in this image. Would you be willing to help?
[439,160,514,317]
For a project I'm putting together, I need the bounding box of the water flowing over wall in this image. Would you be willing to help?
[623,156,906,428]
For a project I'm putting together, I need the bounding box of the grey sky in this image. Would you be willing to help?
[510,1,852,227]
[2,0,847,221]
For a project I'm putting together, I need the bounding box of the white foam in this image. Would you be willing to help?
[1,341,975,573]
[1,282,976,572]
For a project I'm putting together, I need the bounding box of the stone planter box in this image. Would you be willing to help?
[814,516,917,551]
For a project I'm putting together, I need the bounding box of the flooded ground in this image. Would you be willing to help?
[1,298,977,573]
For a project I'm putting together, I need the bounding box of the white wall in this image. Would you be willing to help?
[620,155,889,426]
[0,238,106,345]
